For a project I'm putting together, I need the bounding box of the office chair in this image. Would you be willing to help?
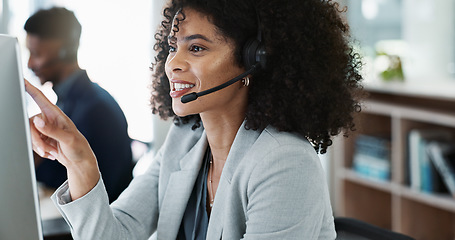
[335,217,415,240]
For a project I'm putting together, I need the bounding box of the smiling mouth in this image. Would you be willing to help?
[170,82,196,98]
[172,82,195,91]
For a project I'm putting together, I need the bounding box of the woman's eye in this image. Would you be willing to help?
[190,45,205,52]
[169,46,176,53]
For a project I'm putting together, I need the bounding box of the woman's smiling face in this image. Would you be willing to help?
[165,8,248,117]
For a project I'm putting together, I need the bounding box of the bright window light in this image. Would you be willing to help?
[24,0,156,143]
[362,0,379,20]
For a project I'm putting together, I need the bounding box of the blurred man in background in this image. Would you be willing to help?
[24,7,133,202]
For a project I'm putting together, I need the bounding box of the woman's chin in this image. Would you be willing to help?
[172,100,197,117]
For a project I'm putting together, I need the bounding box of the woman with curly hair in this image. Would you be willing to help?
[26,0,363,239]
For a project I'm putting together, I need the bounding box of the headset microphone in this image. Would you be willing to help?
[181,64,258,103]
[181,14,266,104]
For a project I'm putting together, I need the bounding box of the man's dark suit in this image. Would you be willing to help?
[36,70,133,202]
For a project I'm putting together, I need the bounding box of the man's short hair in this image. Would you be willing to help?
[24,7,81,54]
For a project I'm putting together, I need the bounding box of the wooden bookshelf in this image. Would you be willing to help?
[332,81,455,240]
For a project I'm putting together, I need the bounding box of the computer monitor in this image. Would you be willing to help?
[0,34,44,240]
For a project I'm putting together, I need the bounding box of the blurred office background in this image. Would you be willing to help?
[332,1,455,239]
[0,0,170,174]
[347,0,455,82]
[3,0,455,235]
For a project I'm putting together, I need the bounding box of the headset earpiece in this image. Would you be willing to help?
[59,28,79,61]
[242,38,266,70]
[58,46,78,61]
[242,14,266,71]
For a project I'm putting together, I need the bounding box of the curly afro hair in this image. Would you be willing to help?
[150,0,364,154]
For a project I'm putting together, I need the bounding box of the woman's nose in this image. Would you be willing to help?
[166,49,188,73]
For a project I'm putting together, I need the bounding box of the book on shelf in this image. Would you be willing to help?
[408,129,452,193]
[352,134,391,181]
[427,141,455,198]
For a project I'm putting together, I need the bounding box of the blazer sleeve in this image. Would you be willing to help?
[242,143,336,240]
[51,148,163,240]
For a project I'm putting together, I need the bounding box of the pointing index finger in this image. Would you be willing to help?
[24,79,57,113]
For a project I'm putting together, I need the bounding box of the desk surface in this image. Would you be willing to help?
[39,185,62,220]
[39,184,72,239]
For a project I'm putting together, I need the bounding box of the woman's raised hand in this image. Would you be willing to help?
[25,79,100,200]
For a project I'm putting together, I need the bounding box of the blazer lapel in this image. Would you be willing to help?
[206,121,261,239]
[218,121,261,182]
[157,131,208,239]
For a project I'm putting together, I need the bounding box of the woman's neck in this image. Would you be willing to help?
[200,108,245,173]
[201,94,247,213]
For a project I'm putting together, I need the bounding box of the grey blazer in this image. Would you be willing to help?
[52,121,336,239]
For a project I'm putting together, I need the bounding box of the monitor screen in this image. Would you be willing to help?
[0,34,43,240]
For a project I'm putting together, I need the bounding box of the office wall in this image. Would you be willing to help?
[402,0,455,81]
[12,0,166,144]
[347,0,455,82]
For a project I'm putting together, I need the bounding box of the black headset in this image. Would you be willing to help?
[242,21,266,71]
[180,12,267,103]
[58,28,79,61]
[38,29,79,69]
